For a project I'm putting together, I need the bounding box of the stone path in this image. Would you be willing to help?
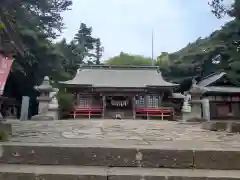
[6,120,240,150]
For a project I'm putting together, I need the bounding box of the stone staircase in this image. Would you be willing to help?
[1,143,240,179]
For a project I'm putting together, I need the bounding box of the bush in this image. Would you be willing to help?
[0,130,8,142]
[57,91,74,119]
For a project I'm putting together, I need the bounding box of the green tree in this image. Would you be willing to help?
[1,0,73,117]
[57,91,74,119]
[156,52,171,66]
[93,38,104,65]
[105,53,152,66]
[54,38,84,80]
[2,0,72,39]
[208,0,228,18]
[155,0,240,83]
[208,0,240,81]
[73,23,97,60]
[209,0,240,19]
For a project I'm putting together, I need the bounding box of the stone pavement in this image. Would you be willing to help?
[6,119,240,150]
[2,120,240,180]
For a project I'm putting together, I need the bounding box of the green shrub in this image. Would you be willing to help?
[0,23,4,31]
[57,91,74,119]
[0,130,8,142]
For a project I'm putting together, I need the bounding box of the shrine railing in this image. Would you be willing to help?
[69,105,103,119]
[135,107,174,120]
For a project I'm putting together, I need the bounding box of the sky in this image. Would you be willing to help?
[61,0,231,61]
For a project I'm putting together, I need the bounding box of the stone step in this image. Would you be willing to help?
[1,143,240,170]
[202,121,240,133]
[1,164,240,180]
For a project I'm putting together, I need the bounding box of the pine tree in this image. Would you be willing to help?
[94,38,104,65]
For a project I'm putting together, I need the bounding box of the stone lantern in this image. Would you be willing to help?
[32,76,59,120]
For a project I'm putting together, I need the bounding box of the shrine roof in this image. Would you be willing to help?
[60,65,178,88]
[197,72,226,87]
[190,72,240,94]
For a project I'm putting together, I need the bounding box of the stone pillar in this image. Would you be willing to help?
[20,96,30,121]
[202,98,210,121]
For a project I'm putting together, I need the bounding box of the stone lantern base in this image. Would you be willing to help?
[45,108,59,120]
[31,115,54,121]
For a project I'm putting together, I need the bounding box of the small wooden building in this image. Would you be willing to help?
[190,72,240,120]
[60,65,178,120]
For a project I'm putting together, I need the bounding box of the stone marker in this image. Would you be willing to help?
[202,98,210,121]
[20,96,29,121]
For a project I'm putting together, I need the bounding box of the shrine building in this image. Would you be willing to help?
[60,65,179,120]
[190,72,240,120]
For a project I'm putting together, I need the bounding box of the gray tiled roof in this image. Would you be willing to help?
[61,65,178,88]
[197,72,226,87]
[193,72,240,93]
[190,85,240,93]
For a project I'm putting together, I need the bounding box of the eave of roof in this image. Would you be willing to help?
[191,85,240,94]
[203,86,240,93]
[79,65,161,70]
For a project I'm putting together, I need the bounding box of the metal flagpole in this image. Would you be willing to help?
[151,29,154,66]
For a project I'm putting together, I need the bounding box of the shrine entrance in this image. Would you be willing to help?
[104,96,133,119]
